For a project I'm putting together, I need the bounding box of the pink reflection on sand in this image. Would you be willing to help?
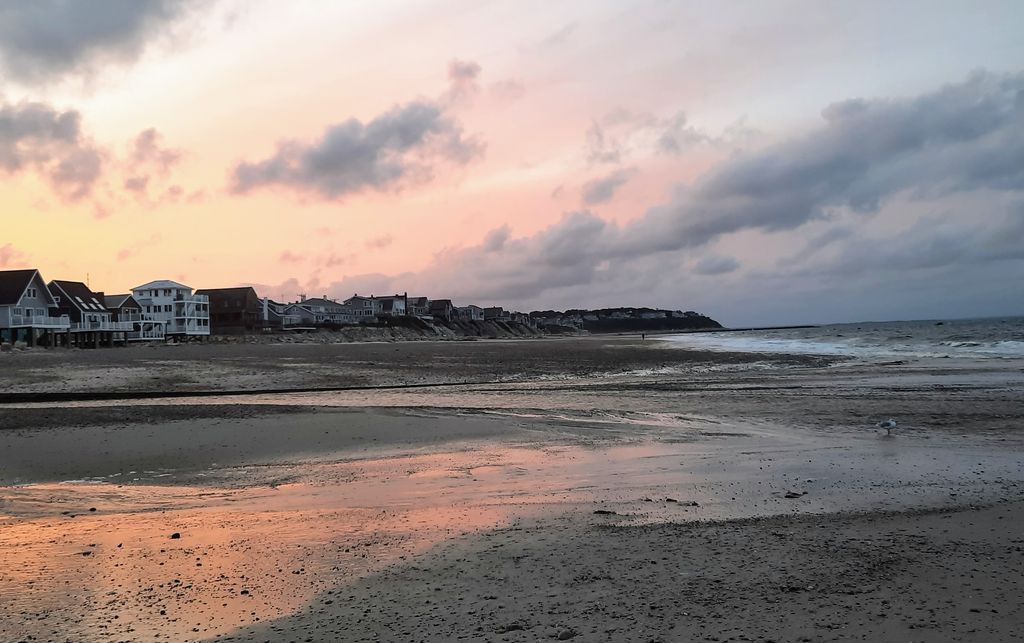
[5,434,1015,641]
[3,445,640,642]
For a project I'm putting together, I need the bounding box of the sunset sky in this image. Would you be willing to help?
[1,0,1022,325]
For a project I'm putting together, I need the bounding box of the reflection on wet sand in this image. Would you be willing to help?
[3,423,1022,642]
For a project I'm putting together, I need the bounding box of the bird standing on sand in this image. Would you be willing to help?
[877,418,897,435]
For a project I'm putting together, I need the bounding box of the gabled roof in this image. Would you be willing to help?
[0,269,41,305]
[133,279,192,291]
[104,294,136,309]
[49,280,109,313]
[301,297,348,308]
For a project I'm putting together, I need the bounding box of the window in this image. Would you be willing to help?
[165,305,172,312]
[13,308,22,316]
[53,296,60,303]
[26,287,37,298]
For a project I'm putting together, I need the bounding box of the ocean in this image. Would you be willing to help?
[659,317,1024,360]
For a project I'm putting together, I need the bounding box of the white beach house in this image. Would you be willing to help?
[131,280,210,338]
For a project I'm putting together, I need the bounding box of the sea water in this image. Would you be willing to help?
[660,317,1024,360]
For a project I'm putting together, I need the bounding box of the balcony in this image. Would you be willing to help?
[71,320,136,332]
[127,327,166,341]
[119,313,164,323]
[9,314,71,329]
[174,294,209,304]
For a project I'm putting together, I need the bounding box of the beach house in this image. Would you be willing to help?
[131,280,210,338]
[376,294,408,317]
[48,279,136,347]
[456,304,484,321]
[196,286,265,334]
[105,293,166,341]
[0,269,70,346]
[428,299,454,322]
[407,296,430,317]
[344,295,380,320]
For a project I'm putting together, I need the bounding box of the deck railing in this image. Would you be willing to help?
[9,314,71,329]
[127,328,166,341]
[71,320,136,332]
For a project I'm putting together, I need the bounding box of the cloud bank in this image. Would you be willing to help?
[0,100,104,200]
[231,99,484,200]
[297,71,1024,321]
[0,0,194,83]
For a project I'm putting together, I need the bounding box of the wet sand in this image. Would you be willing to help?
[1,337,1022,641]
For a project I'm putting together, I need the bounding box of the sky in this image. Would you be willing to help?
[0,0,1022,326]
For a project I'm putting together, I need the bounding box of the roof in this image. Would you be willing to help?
[195,286,258,297]
[0,269,39,305]
[133,279,192,291]
[49,280,108,313]
[104,294,135,308]
[429,299,453,310]
[301,297,347,308]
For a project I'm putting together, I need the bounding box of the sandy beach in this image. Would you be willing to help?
[1,336,1022,642]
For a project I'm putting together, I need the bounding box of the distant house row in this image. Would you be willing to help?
[0,269,211,347]
[0,268,534,346]
[200,290,535,335]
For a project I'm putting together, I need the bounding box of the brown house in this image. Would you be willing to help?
[195,287,264,334]
[428,299,454,322]
[104,294,142,321]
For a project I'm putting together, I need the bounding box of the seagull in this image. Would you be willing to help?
[877,418,897,435]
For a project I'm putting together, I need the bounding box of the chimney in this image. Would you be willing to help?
[299,294,306,302]
[263,297,269,321]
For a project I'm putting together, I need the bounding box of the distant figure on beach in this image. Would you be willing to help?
[641,333,646,341]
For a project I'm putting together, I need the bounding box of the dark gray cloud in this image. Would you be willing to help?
[482,225,511,252]
[581,168,633,205]
[0,100,103,200]
[694,255,740,275]
[231,100,484,199]
[807,204,1024,278]
[617,70,1024,255]
[312,70,1024,320]
[0,0,193,83]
